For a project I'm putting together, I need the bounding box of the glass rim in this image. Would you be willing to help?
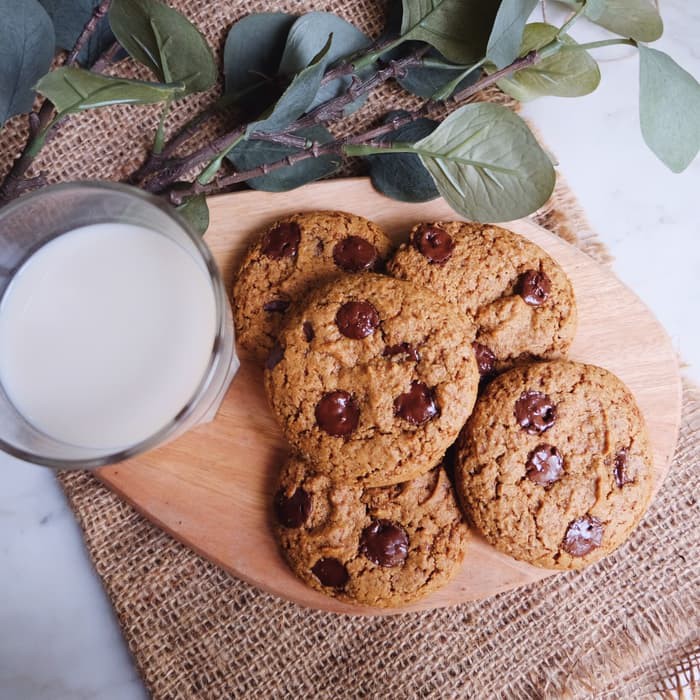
[0,180,230,469]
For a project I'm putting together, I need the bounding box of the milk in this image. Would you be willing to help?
[0,223,217,450]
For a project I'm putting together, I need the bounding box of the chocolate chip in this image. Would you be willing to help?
[332,236,379,272]
[265,342,284,370]
[311,557,349,588]
[335,300,380,339]
[261,222,301,259]
[383,343,421,362]
[303,321,314,342]
[360,520,409,567]
[315,391,360,437]
[472,342,496,376]
[413,224,455,264]
[526,444,564,486]
[613,449,633,488]
[519,269,551,306]
[562,515,603,557]
[394,382,439,425]
[263,299,290,313]
[274,488,311,528]
[514,391,556,434]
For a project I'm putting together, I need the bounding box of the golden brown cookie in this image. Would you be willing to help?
[273,455,469,607]
[264,273,480,486]
[387,222,577,374]
[233,211,392,363]
[454,361,653,570]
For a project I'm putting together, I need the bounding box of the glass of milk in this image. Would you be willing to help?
[0,182,238,468]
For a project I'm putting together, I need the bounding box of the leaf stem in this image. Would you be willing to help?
[557,4,586,38]
[563,38,638,51]
[432,58,487,101]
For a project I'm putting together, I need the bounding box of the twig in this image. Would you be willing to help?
[91,40,123,74]
[143,49,428,194]
[65,0,112,67]
[451,50,539,102]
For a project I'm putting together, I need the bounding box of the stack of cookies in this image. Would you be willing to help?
[233,211,654,608]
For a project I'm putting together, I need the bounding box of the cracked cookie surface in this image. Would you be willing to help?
[264,273,480,486]
[387,222,577,373]
[233,211,392,363]
[273,455,469,607]
[455,360,653,570]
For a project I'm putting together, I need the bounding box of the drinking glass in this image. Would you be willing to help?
[0,181,238,468]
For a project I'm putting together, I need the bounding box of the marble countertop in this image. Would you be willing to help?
[1,2,698,698]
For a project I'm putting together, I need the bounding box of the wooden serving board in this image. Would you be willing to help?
[97,178,682,615]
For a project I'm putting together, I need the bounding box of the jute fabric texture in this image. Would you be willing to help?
[1,1,697,698]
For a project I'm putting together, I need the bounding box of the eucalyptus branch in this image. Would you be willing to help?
[142,49,428,194]
[0,0,112,203]
[65,0,112,67]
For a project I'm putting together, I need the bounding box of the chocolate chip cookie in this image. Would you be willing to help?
[273,455,469,607]
[264,273,480,486]
[454,361,653,570]
[387,222,577,374]
[233,211,393,362]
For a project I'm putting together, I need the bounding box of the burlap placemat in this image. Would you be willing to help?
[2,1,698,697]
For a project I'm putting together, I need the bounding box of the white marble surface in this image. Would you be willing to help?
[1,2,698,698]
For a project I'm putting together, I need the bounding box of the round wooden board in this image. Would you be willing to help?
[97,178,682,615]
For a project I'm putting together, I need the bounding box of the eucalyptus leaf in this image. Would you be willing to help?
[279,13,371,113]
[365,111,439,202]
[493,23,600,101]
[39,0,115,66]
[247,35,332,134]
[639,46,700,173]
[223,12,296,106]
[0,0,54,125]
[176,194,209,235]
[35,67,182,113]
[399,0,500,65]
[228,126,340,191]
[486,0,539,69]
[109,0,216,94]
[404,103,554,221]
[584,0,663,43]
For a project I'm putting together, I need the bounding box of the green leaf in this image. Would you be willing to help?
[639,46,700,173]
[493,23,600,101]
[366,111,439,202]
[399,0,500,65]
[584,0,663,43]
[486,0,539,69]
[39,0,116,66]
[35,66,182,113]
[0,0,54,125]
[409,103,555,221]
[228,126,340,192]
[109,0,216,94]
[247,35,332,134]
[176,194,209,235]
[223,12,296,98]
[279,12,371,113]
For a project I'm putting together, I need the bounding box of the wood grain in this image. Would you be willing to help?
[97,178,682,615]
